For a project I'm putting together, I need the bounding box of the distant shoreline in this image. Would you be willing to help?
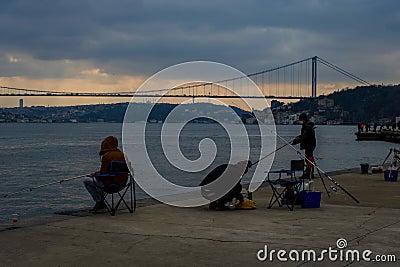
[0,121,361,126]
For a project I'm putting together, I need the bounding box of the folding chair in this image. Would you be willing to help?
[90,161,136,216]
[266,159,305,211]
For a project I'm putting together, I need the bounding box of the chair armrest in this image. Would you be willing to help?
[88,173,115,182]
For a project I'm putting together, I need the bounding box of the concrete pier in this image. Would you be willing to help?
[0,170,399,266]
[355,130,400,143]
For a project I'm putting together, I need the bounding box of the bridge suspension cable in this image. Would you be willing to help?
[0,85,70,94]
[136,57,314,95]
[316,57,371,86]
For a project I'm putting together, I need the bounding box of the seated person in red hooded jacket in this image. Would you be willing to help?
[83,136,127,211]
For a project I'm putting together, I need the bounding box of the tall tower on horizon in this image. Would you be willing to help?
[19,99,24,108]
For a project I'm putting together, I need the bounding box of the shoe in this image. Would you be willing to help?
[90,201,107,213]
[97,202,108,210]
[90,202,100,212]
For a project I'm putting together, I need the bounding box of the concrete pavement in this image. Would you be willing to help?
[0,170,399,266]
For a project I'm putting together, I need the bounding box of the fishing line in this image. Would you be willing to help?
[249,143,289,167]
[2,174,88,198]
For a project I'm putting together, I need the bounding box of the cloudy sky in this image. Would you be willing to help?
[0,0,399,107]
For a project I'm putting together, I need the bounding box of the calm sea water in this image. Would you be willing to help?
[0,123,396,221]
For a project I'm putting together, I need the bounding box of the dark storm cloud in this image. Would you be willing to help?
[0,0,399,82]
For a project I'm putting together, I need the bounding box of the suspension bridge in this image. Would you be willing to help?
[0,56,370,100]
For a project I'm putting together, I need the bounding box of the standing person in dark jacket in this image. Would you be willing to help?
[291,113,316,179]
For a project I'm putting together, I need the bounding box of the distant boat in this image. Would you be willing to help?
[355,130,400,143]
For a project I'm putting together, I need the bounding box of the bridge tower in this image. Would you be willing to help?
[311,56,317,98]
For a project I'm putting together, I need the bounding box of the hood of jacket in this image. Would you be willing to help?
[99,136,119,155]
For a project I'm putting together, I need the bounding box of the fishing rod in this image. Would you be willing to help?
[3,174,88,198]
[277,135,360,204]
[314,163,331,197]
[250,143,289,167]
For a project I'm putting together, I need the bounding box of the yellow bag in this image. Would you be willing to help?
[234,199,256,210]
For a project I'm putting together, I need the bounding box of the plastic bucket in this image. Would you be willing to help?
[360,163,369,174]
[384,170,398,182]
[299,191,322,208]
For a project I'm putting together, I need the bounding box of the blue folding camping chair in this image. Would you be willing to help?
[89,160,136,216]
[266,159,304,211]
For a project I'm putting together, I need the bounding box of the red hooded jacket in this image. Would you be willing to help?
[98,136,127,186]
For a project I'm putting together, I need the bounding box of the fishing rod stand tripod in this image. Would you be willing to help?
[311,159,332,197]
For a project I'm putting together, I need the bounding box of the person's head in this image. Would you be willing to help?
[298,113,308,123]
[99,136,119,155]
